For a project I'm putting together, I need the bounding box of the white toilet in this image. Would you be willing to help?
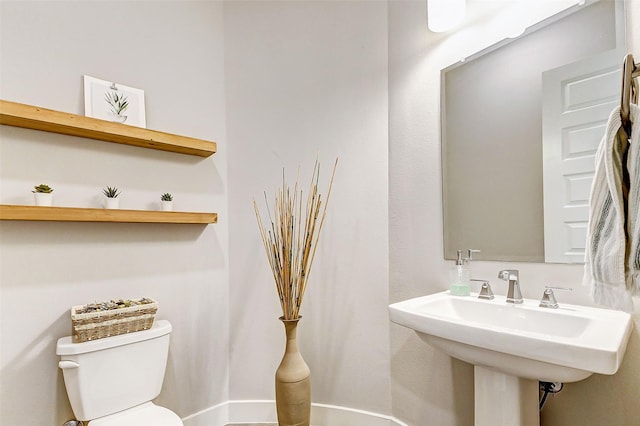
[56,319,182,425]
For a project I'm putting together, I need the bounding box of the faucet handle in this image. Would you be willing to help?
[467,249,481,262]
[471,279,494,300]
[539,286,572,309]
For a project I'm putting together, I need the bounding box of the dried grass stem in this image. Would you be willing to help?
[254,159,337,320]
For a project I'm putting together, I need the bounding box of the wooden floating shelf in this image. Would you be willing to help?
[0,205,217,224]
[0,99,217,157]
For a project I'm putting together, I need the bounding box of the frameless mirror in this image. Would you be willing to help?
[442,0,626,263]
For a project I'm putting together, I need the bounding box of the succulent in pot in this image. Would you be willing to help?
[160,193,173,211]
[102,186,121,209]
[32,184,54,206]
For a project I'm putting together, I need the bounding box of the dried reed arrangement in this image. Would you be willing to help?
[254,159,338,320]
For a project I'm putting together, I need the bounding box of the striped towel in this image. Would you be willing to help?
[583,104,638,312]
[626,103,640,298]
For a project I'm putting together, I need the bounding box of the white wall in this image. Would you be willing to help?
[389,0,640,425]
[0,2,228,425]
[224,0,391,414]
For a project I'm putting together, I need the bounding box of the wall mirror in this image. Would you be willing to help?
[442,0,626,264]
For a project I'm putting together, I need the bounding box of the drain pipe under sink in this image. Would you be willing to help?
[539,381,564,411]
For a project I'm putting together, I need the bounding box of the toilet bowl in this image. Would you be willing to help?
[56,319,182,425]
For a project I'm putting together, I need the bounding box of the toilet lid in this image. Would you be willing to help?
[89,402,182,426]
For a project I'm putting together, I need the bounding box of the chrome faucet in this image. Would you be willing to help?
[498,269,523,304]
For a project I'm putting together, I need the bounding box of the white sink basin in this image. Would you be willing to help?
[389,291,633,383]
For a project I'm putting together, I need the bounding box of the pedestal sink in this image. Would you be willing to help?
[389,291,633,426]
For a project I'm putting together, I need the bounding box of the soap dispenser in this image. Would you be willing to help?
[450,250,471,296]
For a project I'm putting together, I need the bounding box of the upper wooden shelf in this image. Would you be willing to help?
[0,205,217,224]
[0,100,217,157]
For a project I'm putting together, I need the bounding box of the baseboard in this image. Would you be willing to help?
[182,400,408,426]
[182,400,229,426]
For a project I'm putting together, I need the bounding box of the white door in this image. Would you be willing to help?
[542,49,621,263]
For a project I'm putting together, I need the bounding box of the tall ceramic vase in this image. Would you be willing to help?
[275,316,311,426]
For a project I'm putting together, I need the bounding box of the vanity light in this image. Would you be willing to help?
[427,0,466,32]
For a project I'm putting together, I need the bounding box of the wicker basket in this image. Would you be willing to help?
[71,298,158,343]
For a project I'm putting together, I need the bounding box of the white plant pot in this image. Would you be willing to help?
[161,200,173,211]
[104,197,120,209]
[34,192,53,206]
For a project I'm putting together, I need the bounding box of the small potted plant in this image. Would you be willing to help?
[32,184,54,206]
[102,186,121,209]
[160,193,173,211]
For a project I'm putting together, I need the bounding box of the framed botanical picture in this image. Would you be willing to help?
[83,75,146,128]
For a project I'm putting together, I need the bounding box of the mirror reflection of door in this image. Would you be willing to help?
[441,0,624,263]
[542,50,621,263]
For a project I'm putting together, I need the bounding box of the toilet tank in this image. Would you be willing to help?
[56,319,172,421]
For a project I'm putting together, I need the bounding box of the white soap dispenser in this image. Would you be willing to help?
[450,250,471,296]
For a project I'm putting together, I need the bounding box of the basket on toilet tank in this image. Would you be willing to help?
[71,297,158,342]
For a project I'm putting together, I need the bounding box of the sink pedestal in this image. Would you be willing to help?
[474,366,539,426]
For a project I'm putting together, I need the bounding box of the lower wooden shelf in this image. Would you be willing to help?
[0,205,217,224]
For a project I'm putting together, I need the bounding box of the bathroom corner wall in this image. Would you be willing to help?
[389,0,640,425]
[0,2,229,425]
[388,1,474,423]
[224,0,391,415]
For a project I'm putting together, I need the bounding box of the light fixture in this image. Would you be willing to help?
[427,0,466,32]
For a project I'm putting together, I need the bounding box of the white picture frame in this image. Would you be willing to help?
[83,75,146,128]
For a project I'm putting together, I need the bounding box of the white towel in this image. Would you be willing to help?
[583,105,636,312]
[626,103,640,297]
